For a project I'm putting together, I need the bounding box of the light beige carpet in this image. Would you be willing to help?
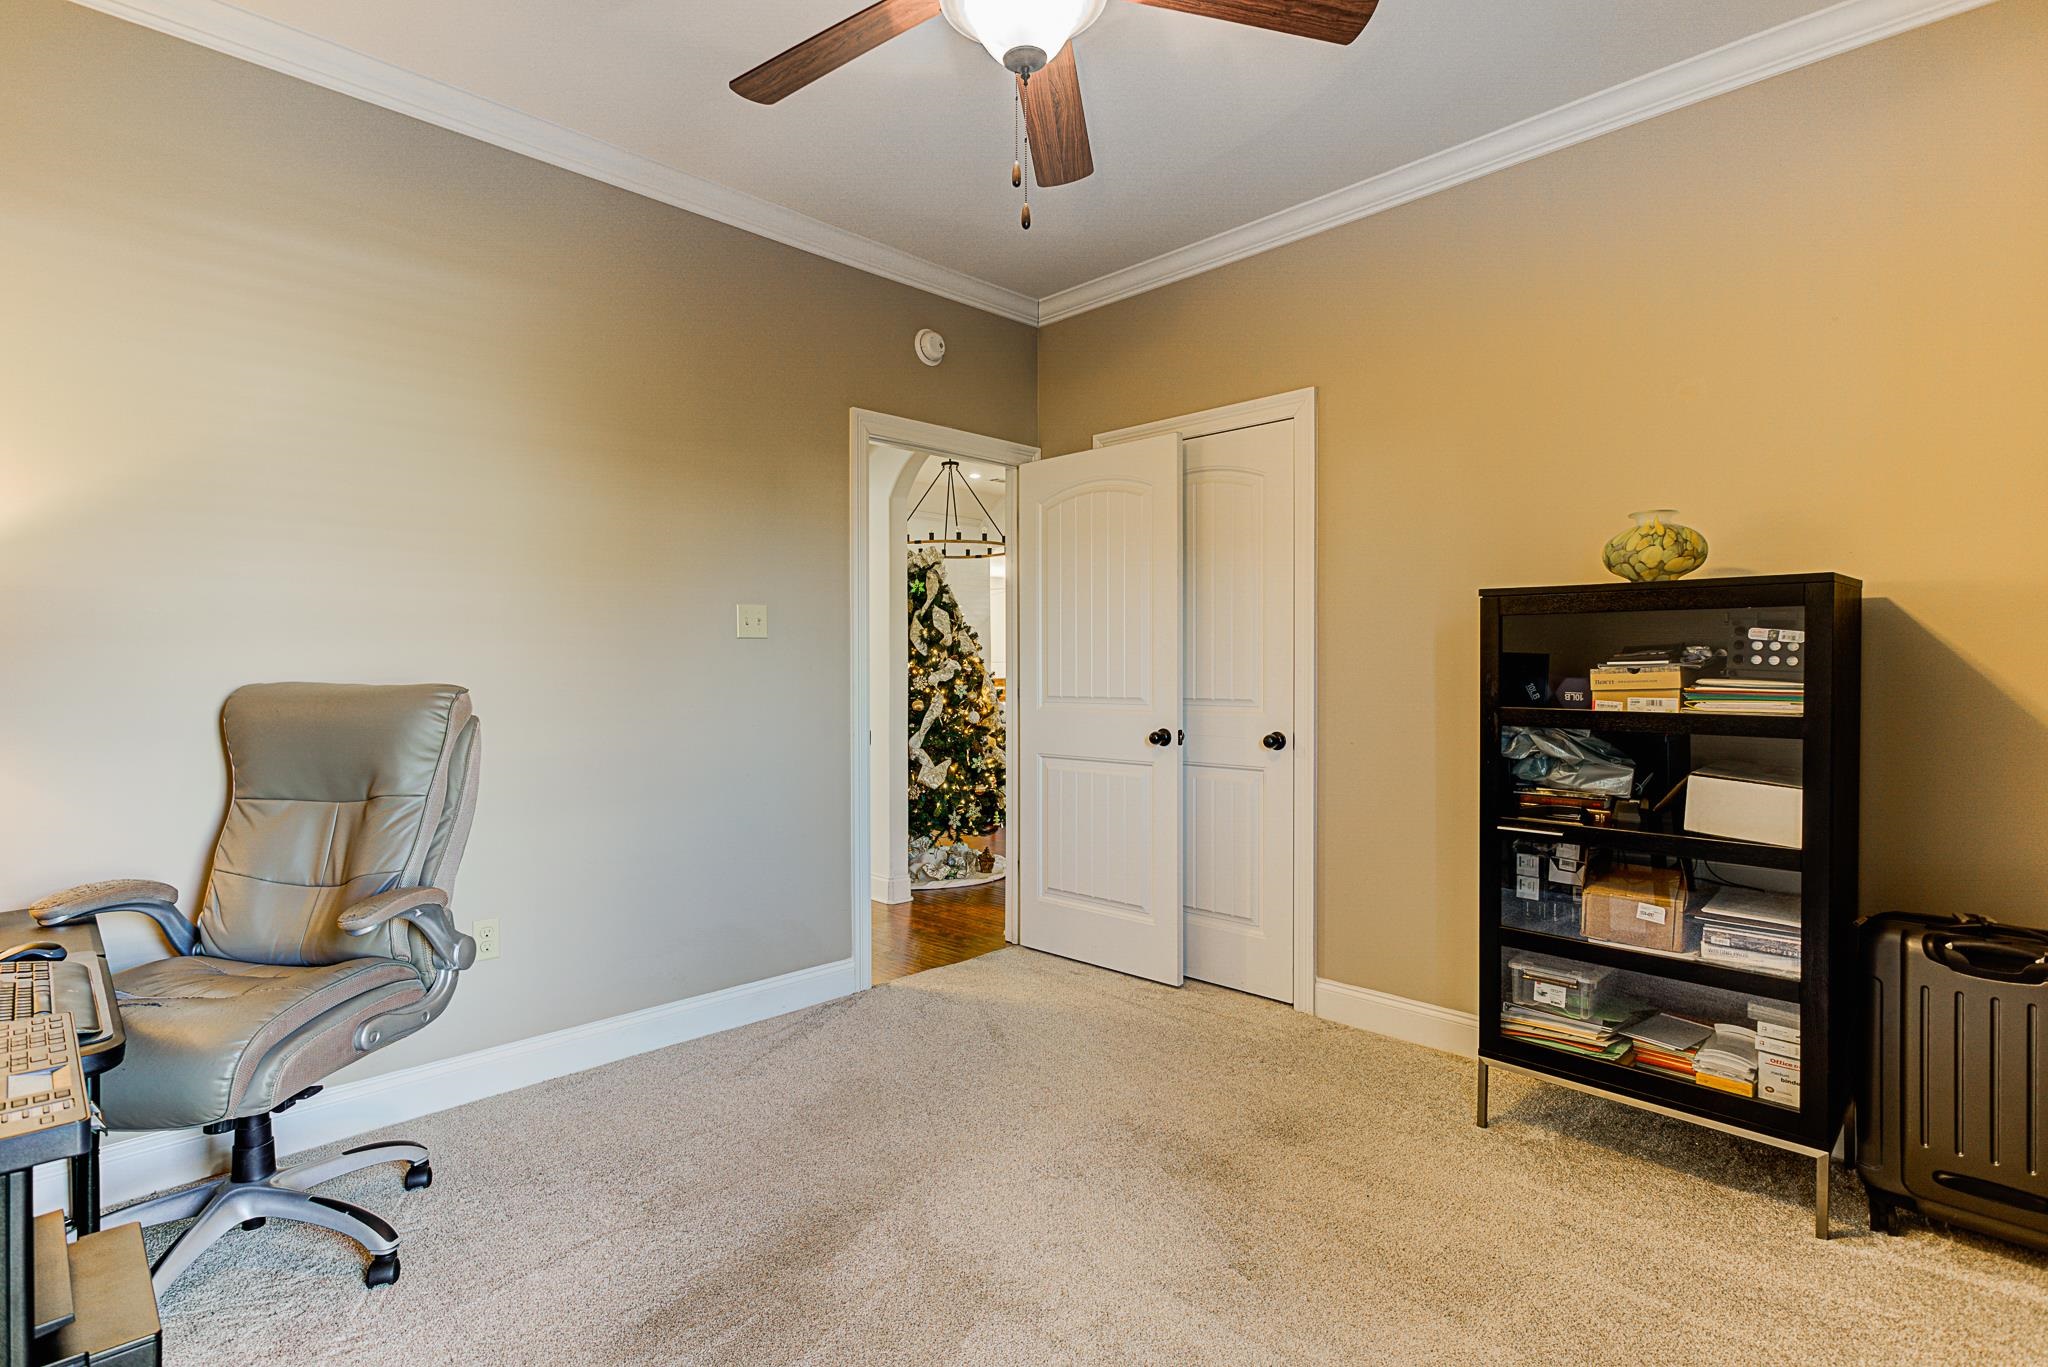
[139,948,2048,1364]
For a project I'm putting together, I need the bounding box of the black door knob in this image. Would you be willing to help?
[1147,728,1173,747]
[1262,731,1287,751]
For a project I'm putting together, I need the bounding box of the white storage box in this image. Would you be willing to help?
[1685,763,1802,848]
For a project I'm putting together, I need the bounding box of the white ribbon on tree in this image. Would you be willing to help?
[910,694,952,789]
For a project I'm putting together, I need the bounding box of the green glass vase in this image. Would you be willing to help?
[1602,509,1708,582]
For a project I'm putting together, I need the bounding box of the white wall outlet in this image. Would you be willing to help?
[473,918,500,961]
[736,604,768,638]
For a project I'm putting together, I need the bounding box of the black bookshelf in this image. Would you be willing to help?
[1475,572,1860,1237]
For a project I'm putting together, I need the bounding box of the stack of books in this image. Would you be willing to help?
[1683,677,1804,714]
[1750,1002,1801,1109]
[1694,1024,1759,1097]
[1500,1004,1636,1063]
[1695,887,1801,977]
[1511,786,1634,826]
[1622,1012,1712,1080]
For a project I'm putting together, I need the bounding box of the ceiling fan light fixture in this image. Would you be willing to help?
[943,0,1107,76]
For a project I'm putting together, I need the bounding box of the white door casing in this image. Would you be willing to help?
[849,410,1039,991]
[1180,420,1296,1001]
[1015,434,1185,986]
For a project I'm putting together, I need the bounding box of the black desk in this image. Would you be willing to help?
[0,912,158,1366]
[0,912,125,1239]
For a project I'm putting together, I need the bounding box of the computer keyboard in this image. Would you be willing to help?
[0,1011,85,1142]
[0,959,105,1040]
[1,958,55,1020]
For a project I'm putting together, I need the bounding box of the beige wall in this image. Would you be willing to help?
[0,0,1036,1078]
[5,0,2044,1048]
[1039,1,2048,1013]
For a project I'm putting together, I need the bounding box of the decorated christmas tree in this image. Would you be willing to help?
[908,549,1005,842]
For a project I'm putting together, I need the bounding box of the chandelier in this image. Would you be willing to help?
[906,459,1005,560]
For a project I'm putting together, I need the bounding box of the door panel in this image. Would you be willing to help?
[1181,421,1295,1001]
[1041,758,1152,916]
[1185,763,1262,923]
[1017,434,1184,985]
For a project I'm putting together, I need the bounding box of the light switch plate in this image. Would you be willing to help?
[736,604,768,638]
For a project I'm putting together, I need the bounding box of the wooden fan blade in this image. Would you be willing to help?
[1125,0,1378,45]
[1019,45,1094,187]
[732,0,942,104]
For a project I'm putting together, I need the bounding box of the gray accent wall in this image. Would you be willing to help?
[0,0,1037,1080]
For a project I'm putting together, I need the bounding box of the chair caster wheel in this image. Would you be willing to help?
[364,1252,401,1288]
[403,1161,433,1191]
[241,1217,268,1231]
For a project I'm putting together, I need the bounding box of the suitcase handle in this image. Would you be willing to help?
[1933,1170,2048,1216]
[1932,935,2048,984]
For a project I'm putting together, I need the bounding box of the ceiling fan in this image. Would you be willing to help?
[731,1,1380,193]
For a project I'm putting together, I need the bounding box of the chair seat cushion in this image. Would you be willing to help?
[100,955,425,1131]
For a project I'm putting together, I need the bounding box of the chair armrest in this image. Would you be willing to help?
[338,888,477,971]
[28,880,198,956]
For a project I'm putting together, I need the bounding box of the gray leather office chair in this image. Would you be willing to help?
[31,683,480,1293]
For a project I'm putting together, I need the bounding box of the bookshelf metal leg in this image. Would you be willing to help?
[1475,1060,1489,1129]
[1814,1153,1830,1240]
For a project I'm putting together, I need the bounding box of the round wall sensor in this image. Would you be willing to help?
[914,329,947,367]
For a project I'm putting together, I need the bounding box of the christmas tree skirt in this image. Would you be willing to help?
[911,863,1006,891]
[909,834,1006,889]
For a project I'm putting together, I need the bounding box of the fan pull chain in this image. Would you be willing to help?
[1015,81,1032,231]
[1012,88,1023,189]
[1020,99,1034,231]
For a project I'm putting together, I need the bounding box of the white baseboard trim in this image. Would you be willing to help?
[35,955,860,1216]
[1315,978,1478,1057]
[870,872,912,905]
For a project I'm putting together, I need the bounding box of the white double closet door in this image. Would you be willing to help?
[1015,420,1297,1001]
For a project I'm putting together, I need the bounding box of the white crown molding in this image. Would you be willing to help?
[65,0,1042,325]
[1036,0,1999,325]
[33,955,860,1216]
[69,0,1992,330]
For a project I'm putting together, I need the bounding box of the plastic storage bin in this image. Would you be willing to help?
[1508,954,1615,1020]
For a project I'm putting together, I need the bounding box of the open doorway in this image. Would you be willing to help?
[881,453,1010,981]
[849,412,1036,990]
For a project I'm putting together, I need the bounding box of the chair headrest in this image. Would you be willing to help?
[223,683,471,803]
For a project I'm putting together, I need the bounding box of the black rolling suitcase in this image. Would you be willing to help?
[1859,912,2048,1251]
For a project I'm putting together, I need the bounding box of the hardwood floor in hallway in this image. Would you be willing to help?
[872,880,1007,983]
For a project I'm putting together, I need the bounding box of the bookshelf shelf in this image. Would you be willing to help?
[1496,705,1806,739]
[1491,818,1804,871]
[1498,926,1803,1002]
[1488,1037,1809,1146]
[1477,572,1860,1238]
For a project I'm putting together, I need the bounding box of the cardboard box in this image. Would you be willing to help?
[1590,664,1689,713]
[1685,763,1802,848]
[1758,1052,1802,1109]
[1592,692,1681,713]
[1590,663,1690,691]
[1581,864,1688,952]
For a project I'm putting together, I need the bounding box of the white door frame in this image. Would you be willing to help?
[849,410,1039,991]
[1093,388,1318,1015]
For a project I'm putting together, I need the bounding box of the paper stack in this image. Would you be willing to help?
[1694,1024,1758,1097]
[1500,1005,1635,1063]
[1683,677,1804,714]
[1749,1002,1802,1109]
[1622,1013,1712,1080]
[1696,886,1801,978]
